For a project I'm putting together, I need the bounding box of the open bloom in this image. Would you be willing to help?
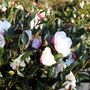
[0,34,5,48]
[40,47,56,66]
[0,20,11,34]
[10,53,31,70]
[63,71,76,90]
[54,31,72,57]
[32,36,42,49]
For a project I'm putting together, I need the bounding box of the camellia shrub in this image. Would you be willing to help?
[0,0,90,90]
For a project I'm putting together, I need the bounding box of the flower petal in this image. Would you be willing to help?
[0,34,5,48]
[40,47,56,66]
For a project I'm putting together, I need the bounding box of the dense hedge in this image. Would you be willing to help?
[0,0,90,90]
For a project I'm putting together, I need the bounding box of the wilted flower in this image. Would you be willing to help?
[40,47,56,66]
[32,36,42,49]
[63,71,76,90]
[0,34,5,48]
[0,20,11,34]
[54,31,72,57]
[10,53,31,70]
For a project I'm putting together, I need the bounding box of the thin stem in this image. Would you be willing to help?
[75,60,90,77]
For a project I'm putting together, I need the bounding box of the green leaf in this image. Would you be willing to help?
[0,58,5,66]
[76,41,86,59]
[0,48,4,58]
[3,50,11,62]
[35,81,44,90]
[17,70,24,77]
[20,32,29,46]
[0,78,4,87]
[62,61,79,76]
[21,51,32,62]
[6,26,15,40]
[78,72,90,82]
[15,10,23,24]
[29,64,39,77]
[3,0,8,7]
[48,67,56,78]
[60,72,65,82]
[76,27,85,37]
[54,53,63,60]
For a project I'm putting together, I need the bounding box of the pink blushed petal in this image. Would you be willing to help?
[40,47,56,66]
[37,12,45,21]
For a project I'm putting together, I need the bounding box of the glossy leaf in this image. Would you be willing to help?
[20,32,29,46]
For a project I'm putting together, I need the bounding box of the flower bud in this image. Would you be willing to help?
[32,36,42,49]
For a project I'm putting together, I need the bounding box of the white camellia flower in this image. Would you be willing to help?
[10,53,31,70]
[63,71,76,90]
[0,20,11,34]
[0,34,5,48]
[54,31,72,57]
[40,47,56,66]
[32,36,42,49]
